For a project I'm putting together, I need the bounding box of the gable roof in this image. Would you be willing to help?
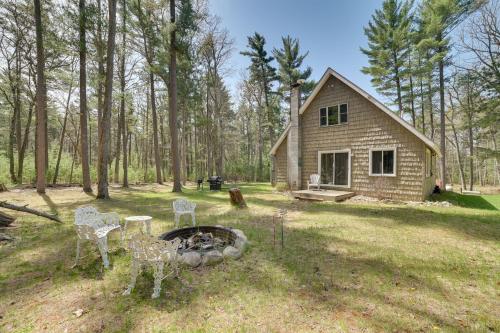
[270,67,441,156]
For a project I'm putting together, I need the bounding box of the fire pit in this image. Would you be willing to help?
[160,226,247,267]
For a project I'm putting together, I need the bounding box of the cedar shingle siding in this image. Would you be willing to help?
[274,75,436,201]
[275,136,288,183]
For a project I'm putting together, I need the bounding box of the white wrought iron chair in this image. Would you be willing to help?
[74,206,123,269]
[173,199,196,228]
[307,174,321,190]
[123,233,182,298]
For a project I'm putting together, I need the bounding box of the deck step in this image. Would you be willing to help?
[292,190,355,202]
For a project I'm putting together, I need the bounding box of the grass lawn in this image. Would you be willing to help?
[0,183,499,332]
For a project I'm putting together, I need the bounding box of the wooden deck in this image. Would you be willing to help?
[292,189,355,202]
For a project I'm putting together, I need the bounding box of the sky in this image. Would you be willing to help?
[210,0,386,102]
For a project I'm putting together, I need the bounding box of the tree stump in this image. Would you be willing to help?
[0,211,15,227]
[229,188,247,208]
[0,184,7,192]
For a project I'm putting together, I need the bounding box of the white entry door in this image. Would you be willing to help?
[318,150,351,188]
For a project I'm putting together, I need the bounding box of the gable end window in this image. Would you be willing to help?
[319,103,348,126]
[369,148,396,176]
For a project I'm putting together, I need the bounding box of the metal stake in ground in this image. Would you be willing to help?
[277,209,287,250]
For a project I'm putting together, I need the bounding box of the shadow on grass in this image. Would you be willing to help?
[2,184,498,332]
[300,200,500,242]
[430,191,498,210]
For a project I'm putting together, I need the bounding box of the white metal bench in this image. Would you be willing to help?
[74,206,122,269]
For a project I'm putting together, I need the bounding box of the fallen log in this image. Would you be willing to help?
[229,188,247,208]
[0,211,15,227]
[0,201,61,223]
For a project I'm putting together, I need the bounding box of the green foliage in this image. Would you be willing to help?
[361,0,413,111]
[273,35,314,97]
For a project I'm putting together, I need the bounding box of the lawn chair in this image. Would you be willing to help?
[173,199,196,228]
[307,174,321,190]
[74,206,123,269]
[123,233,181,298]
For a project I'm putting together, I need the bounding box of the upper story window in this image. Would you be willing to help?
[369,148,396,176]
[320,103,348,126]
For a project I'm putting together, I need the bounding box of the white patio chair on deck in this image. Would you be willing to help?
[123,233,181,298]
[173,199,196,228]
[74,206,122,269]
[307,174,321,190]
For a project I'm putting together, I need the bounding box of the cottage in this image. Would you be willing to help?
[270,68,440,201]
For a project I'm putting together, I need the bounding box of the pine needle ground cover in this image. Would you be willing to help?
[0,184,499,332]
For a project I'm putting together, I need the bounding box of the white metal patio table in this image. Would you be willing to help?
[124,215,153,238]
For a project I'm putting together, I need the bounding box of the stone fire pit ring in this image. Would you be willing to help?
[159,225,247,267]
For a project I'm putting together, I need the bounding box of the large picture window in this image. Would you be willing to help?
[319,103,348,126]
[369,148,396,176]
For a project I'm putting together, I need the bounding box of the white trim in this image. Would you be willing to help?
[369,147,397,177]
[317,149,351,188]
[319,103,348,127]
[269,124,290,155]
[300,68,440,156]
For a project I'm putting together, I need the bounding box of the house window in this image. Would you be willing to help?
[319,103,348,126]
[369,148,396,176]
[320,108,327,126]
[425,148,433,177]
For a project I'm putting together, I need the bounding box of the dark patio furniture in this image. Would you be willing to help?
[207,176,223,191]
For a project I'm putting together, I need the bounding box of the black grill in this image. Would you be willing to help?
[207,176,223,191]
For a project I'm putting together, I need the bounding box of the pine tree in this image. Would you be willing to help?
[361,0,413,117]
[418,0,479,187]
[273,35,313,108]
[241,33,277,145]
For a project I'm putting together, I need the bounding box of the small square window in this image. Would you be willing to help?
[370,148,396,176]
[340,104,348,123]
[320,108,327,126]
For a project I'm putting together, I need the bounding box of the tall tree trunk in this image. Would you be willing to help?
[96,0,118,199]
[257,106,263,181]
[69,129,80,184]
[150,72,162,184]
[468,108,474,192]
[438,43,446,188]
[169,0,181,192]
[9,108,17,183]
[113,104,122,183]
[143,94,149,182]
[427,74,434,140]
[120,0,128,187]
[408,63,416,127]
[17,102,34,183]
[34,0,47,194]
[393,54,403,117]
[79,0,92,192]
[14,44,22,183]
[53,82,74,184]
[96,0,105,132]
[419,66,425,135]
